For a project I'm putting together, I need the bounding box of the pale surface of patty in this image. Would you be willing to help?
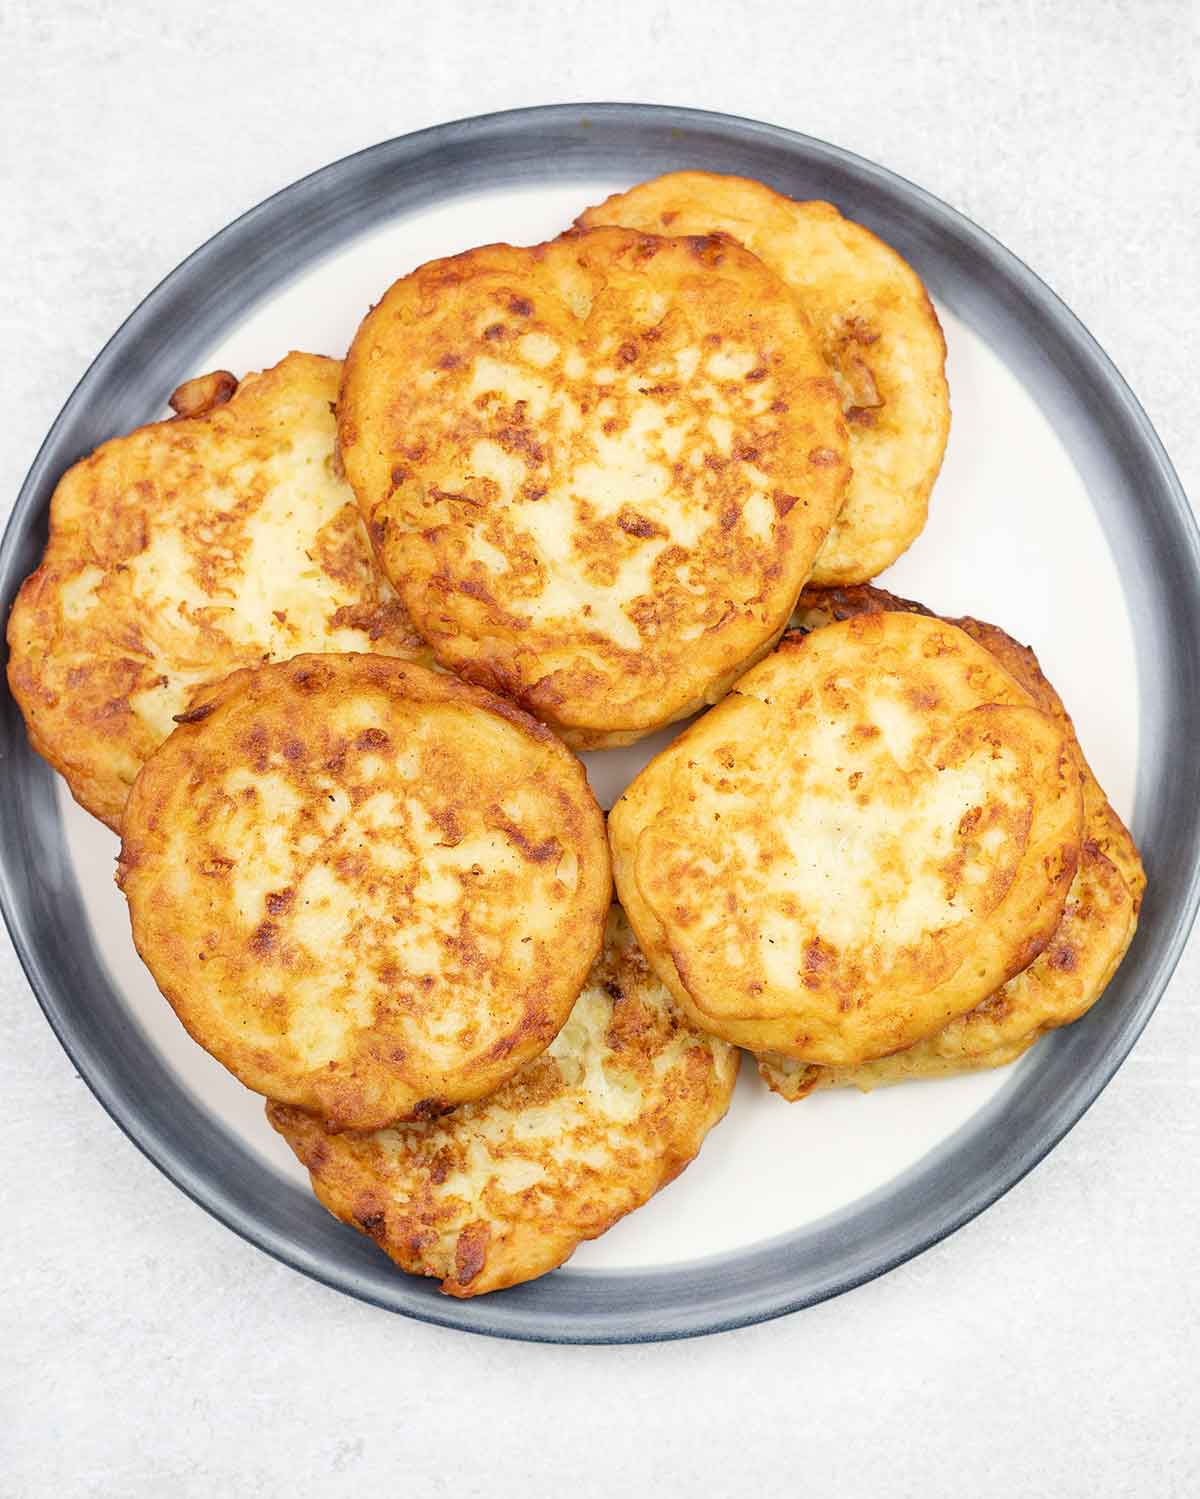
[609,610,1083,1063]
[268,907,738,1296]
[118,654,612,1132]
[338,226,850,747]
[6,353,425,830]
[577,172,950,586]
[759,586,1143,1096]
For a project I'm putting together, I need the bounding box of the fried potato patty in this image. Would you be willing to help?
[577,173,950,585]
[338,226,850,748]
[268,906,738,1296]
[118,654,611,1132]
[7,353,425,830]
[759,585,1143,1097]
[609,610,1083,1064]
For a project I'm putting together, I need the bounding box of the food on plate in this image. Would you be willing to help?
[6,353,426,830]
[118,653,611,1132]
[6,159,1153,1299]
[268,905,738,1295]
[338,225,850,748]
[609,609,1083,1063]
[758,585,1144,1096]
[577,172,950,586]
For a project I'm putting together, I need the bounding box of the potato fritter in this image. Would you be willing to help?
[118,654,612,1132]
[6,353,427,831]
[609,610,1083,1064]
[759,585,1143,1097]
[338,226,850,748]
[268,907,738,1296]
[577,173,950,586]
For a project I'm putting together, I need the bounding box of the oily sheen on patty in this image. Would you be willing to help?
[7,353,425,830]
[578,173,950,586]
[338,226,850,747]
[118,654,611,1132]
[758,586,1143,1096]
[609,610,1083,1064]
[269,906,738,1296]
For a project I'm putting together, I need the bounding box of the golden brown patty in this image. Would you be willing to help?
[268,906,738,1296]
[759,585,1143,1097]
[7,353,425,830]
[118,654,611,1132]
[609,609,1083,1064]
[577,173,950,586]
[338,225,850,748]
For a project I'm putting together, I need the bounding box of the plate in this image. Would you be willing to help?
[2,104,1198,1344]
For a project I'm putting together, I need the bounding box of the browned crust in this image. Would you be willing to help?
[758,584,1145,1096]
[576,173,950,585]
[791,584,1144,911]
[119,652,612,1132]
[168,369,238,419]
[338,225,850,746]
[6,353,428,832]
[267,907,738,1295]
[611,607,1084,1064]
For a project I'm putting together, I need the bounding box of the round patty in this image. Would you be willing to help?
[7,353,425,830]
[577,173,950,586]
[118,653,611,1132]
[609,609,1083,1064]
[268,906,738,1296]
[338,225,850,747]
[759,585,1144,1097]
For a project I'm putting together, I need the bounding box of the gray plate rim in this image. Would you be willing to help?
[2,102,1198,1344]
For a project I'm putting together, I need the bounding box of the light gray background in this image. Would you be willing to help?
[2,3,1197,1495]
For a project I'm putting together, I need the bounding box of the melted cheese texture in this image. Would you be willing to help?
[758,586,1144,1095]
[578,173,950,586]
[268,907,738,1296]
[118,655,611,1132]
[609,611,1084,1064]
[338,227,850,747]
[7,353,426,830]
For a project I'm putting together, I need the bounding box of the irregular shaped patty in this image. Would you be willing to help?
[118,654,611,1132]
[609,610,1083,1064]
[268,906,738,1295]
[7,353,424,830]
[338,226,850,748]
[577,173,949,586]
[759,585,1143,1097]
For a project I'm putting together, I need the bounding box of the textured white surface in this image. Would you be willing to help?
[1,2,1197,1494]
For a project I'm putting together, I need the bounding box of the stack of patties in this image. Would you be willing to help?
[6,169,1142,1296]
[609,592,1141,1097]
[576,172,951,586]
[267,906,738,1296]
[116,649,736,1293]
[249,221,854,1284]
[755,587,1144,1098]
[7,354,429,830]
